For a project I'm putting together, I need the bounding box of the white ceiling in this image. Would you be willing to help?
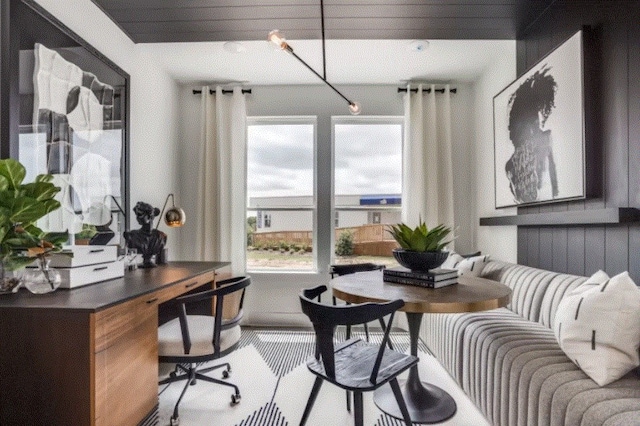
[141,38,515,86]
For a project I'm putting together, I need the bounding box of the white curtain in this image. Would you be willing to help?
[195,86,247,274]
[402,83,455,245]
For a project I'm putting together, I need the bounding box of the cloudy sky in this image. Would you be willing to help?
[247,123,402,199]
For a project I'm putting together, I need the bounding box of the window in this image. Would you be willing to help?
[333,117,403,266]
[246,115,402,273]
[246,117,316,271]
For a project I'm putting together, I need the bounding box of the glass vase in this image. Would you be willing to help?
[0,260,24,294]
[24,257,61,294]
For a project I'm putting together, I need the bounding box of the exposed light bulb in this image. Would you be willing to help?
[268,30,287,50]
[348,102,361,115]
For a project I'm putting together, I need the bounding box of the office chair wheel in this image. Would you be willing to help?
[222,369,230,379]
[169,415,180,426]
[230,393,241,406]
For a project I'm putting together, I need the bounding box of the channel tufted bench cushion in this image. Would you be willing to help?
[422,260,640,426]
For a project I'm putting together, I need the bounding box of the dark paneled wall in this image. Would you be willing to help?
[516,1,640,280]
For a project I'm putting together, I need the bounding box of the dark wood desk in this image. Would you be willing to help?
[0,261,229,426]
[332,270,511,424]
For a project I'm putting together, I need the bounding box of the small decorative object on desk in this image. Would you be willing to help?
[0,158,66,293]
[387,219,452,272]
[124,202,167,268]
[0,261,23,294]
[24,256,61,294]
[383,266,458,289]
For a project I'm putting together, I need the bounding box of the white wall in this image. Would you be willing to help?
[473,45,518,262]
[34,0,183,257]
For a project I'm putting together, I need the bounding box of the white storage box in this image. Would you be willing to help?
[58,260,125,289]
[49,245,118,268]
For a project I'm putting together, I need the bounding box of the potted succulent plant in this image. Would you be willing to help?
[387,219,452,272]
[0,159,67,293]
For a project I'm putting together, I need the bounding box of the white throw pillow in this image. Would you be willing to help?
[457,255,489,277]
[553,270,640,386]
[440,252,488,277]
[441,252,463,270]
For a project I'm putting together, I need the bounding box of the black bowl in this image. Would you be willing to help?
[392,249,448,272]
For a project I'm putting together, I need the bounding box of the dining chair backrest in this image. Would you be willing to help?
[299,285,403,382]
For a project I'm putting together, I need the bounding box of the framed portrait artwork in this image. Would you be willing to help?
[493,29,586,209]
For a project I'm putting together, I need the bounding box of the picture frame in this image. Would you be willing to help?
[1,0,130,244]
[493,29,585,209]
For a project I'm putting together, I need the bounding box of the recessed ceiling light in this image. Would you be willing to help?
[408,40,429,52]
[223,41,246,53]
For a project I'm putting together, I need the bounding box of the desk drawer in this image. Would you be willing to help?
[95,293,160,353]
[155,270,215,304]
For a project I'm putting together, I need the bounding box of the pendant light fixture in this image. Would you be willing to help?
[268,1,361,115]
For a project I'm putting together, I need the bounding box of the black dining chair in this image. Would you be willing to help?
[158,276,250,426]
[299,285,417,426]
[330,263,392,348]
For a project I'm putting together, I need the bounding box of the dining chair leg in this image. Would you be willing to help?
[353,391,364,426]
[389,378,413,426]
[364,323,370,341]
[345,390,351,412]
[300,376,323,426]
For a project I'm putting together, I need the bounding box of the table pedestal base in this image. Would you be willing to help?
[374,377,456,424]
[374,312,456,423]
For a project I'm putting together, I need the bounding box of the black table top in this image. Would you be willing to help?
[0,261,229,313]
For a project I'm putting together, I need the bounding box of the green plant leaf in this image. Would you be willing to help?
[0,159,26,190]
[35,174,53,183]
[22,181,60,201]
[43,232,69,248]
[0,175,9,192]
[8,198,46,224]
[41,198,62,215]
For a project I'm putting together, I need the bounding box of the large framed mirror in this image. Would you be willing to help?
[1,0,130,246]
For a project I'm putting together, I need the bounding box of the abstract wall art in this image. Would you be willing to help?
[493,30,585,209]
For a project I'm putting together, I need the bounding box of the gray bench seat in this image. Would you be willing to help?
[422,260,640,425]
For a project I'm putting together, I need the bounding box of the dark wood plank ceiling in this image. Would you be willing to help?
[90,0,556,43]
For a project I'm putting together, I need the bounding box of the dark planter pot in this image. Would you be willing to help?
[392,249,448,272]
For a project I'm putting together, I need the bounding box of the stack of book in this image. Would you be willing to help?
[383,267,458,288]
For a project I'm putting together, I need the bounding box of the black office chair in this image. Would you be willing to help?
[158,276,250,426]
[299,285,417,426]
[330,263,390,346]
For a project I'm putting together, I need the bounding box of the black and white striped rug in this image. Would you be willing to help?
[158,328,487,426]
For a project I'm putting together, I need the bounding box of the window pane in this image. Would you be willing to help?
[247,209,314,271]
[247,124,314,199]
[246,121,315,271]
[333,122,402,267]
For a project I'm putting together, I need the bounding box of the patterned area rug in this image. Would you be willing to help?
[158,327,488,426]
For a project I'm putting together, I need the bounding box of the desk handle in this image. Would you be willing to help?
[89,249,105,253]
[185,281,199,289]
[93,266,108,272]
[145,298,158,304]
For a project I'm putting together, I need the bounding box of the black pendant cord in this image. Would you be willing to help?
[287,49,352,106]
[321,0,326,80]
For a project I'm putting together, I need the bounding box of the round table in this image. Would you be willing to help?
[331,270,511,424]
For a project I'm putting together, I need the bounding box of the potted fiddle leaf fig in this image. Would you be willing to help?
[387,219,452,272]
[0,158,67,292]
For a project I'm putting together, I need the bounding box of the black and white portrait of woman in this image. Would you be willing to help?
[494,30,586,208]
[504,67,558,203]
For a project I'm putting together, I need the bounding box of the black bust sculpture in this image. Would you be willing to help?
[124,201,167,268]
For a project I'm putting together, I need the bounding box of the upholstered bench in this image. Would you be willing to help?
[422,260,640,426]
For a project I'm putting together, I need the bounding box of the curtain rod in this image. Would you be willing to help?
[398,87,457,94]
[192,89,252,95]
